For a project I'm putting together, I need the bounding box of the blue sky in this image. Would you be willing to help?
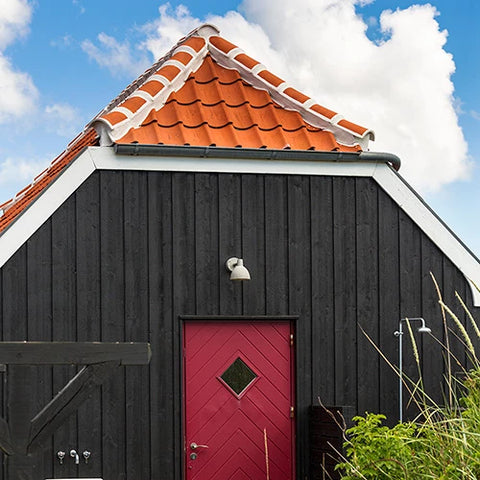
[0,0,479,257]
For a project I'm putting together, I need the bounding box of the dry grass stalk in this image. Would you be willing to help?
[430,271,453,407]
[264,428,270,480]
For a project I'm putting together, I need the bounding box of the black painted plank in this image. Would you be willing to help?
[194,174,219,315]
[2,247,32,477]
[75,172,102,478]
[0,267,3,477]
[0,268,8,465]
[7,367,35,480]
[26,220,53,476]
[26,220,53,343]
[309,177,335,405]
[99,170,126,479]
[2,247,28,340]
[355,178,380,415]
[123,171,150,480]
[51,194,78,478]
[377,189,400,424]
[420,235,444,405]
[242,174,266,315]
[218,174,242,315]
[264,175,288,315]
[288,175,312,480]
[148,171,174,478]
[333,177,357,411]
[172,172,196,480]
[398,210,423,420]
[76,172,101,338]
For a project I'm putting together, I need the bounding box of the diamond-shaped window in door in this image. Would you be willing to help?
[220,357,257,396]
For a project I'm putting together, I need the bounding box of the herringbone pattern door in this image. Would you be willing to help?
[184,320,295,480]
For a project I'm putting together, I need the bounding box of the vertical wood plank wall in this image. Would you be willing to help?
[0,170,476,480]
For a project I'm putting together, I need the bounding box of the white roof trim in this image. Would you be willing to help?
[1,145,479,305]
[0,149,96,269]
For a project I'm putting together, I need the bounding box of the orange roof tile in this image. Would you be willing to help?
[92,24,374,149]
[0,128,99,234]
[0,24,374,236]
[117,55,361,152]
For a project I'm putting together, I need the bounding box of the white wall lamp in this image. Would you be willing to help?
[226,257,251,281]
[393,317,431,422]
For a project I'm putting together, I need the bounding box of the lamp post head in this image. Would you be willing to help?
[399,317,431,334]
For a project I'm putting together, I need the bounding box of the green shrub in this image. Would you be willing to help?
[338,413,418,479]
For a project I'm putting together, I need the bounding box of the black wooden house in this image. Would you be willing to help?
[0,24,479,480]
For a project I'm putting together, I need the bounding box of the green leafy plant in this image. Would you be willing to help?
[338,413,418,479]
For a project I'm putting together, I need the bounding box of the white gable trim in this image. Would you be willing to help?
[0,149,96,269]
[1,146,479,305]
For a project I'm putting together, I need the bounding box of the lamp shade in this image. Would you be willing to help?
[226,257,251,281]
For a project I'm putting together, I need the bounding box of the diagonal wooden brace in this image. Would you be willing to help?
[27,360,121,452]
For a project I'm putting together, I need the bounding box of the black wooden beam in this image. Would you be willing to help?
[0,342,151,365]
[179,315,299,321]
[27,361,120,452]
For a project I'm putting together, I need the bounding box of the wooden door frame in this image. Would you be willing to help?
[180,315,298,480]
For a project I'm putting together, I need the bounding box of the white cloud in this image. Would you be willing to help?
[44,103,81,137]
[85,0,470,192]
[82,33,150,78]
[141,4,200,57]
[0,156,49,190]
[72,0,86,15]
[0,0,38,122]
[0,55,37,121]
[50,34,73,49]
[232,0,469,191]
[0,0,32,49]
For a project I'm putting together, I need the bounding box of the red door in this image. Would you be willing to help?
[183,320,295,480]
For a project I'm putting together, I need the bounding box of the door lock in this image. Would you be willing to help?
[190,452,198,460]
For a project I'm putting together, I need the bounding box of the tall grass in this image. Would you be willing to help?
[336,278,480,479]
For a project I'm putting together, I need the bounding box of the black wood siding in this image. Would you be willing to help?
[0,170,476,479]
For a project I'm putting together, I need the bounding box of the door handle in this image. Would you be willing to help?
[190,442,209,450]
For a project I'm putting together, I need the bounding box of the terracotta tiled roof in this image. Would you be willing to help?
[116,55,360,152]
[92,24,373,150]
[0,128,99,234]
[0,24,374,235]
